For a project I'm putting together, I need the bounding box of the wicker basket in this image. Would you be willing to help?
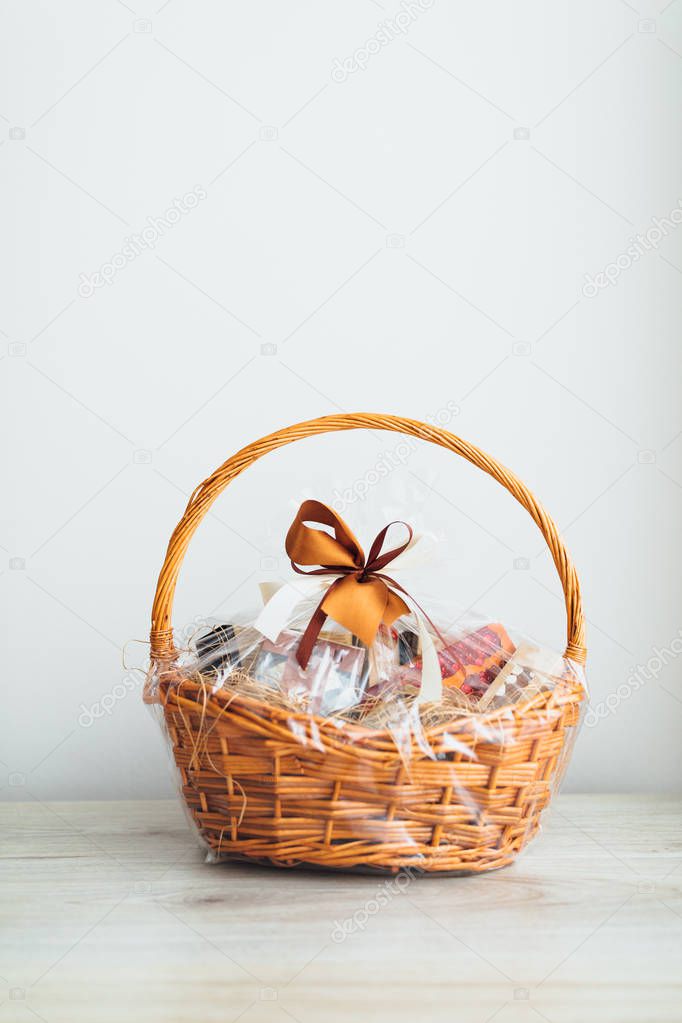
[149,413,586,874]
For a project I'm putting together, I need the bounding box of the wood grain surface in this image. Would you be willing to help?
[2,795,681,1023]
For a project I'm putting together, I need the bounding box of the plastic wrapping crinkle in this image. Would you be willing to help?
[145,496,587,876]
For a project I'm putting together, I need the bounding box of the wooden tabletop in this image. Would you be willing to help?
[2,795,681,1023]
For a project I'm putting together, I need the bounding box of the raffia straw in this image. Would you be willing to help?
[179,663,563,734]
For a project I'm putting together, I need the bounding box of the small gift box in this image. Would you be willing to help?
[252,629,367,716]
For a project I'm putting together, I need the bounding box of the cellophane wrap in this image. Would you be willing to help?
[146,592,586,874]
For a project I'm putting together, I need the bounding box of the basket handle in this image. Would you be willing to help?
[150,413,586,664]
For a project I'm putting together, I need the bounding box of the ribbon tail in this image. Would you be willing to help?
[253,578,327,642]
[414,609,443,704]
[296,574,355,667]
[295,602,329,669]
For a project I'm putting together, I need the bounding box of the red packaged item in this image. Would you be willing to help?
[438,623,515,690]
[395,623,515,697]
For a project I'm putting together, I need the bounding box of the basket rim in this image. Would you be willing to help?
[157,670,586,753]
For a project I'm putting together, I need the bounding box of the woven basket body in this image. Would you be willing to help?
[149,414,586,875]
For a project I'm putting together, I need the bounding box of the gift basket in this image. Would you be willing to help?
[145,413,586,875]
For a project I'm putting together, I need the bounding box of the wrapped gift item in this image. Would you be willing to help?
[476,642,569,710]
[398,627,420,664]
[196,623,240,673]
[252,629,367,716]
[437,623,515,690]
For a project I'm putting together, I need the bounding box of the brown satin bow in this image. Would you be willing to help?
[286,499,414,669]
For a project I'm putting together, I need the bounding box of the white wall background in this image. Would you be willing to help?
[2,0,682,800]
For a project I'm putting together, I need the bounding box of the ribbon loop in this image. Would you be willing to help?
[364,520,413,574]
[286,499,364,572]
